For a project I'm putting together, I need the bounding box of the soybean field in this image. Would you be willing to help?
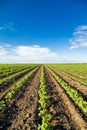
[0,64,87,130]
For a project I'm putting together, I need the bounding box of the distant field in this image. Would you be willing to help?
[0,64,87,130]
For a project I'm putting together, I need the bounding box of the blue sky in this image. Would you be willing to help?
[0,0,87,63]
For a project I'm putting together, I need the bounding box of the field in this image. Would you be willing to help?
[0,64,87,130]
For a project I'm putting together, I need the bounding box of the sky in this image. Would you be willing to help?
[0,0,87,63]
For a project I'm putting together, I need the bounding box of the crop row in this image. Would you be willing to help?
[0,67,39,111]
[0,64,26,72]
[59,69,87,86]
[47,68,87,113]
[49,66,87,87]
[38,66,52,130]
[0,66,29,78]
[0,66,37,89]
[50,64,87,78]
[0,64,35,78]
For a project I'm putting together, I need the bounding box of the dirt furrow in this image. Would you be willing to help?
[0,67,37,101]
[0,67,41,130]
[49,67,87,100]
[45,68,87,130]
[59,68,86,80]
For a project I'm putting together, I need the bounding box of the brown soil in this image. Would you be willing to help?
[0,67,41,130]
[59,68,86,80]
[45,68,87,130]
[0,66,87,130]
[49,67,87,100]
[0,67,37,100]
[0,68,27,80]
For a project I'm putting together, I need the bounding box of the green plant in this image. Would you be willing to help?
[0,100,5,110]
[0,66,39,111]
[38,67,52,130]
[48,68,87,113]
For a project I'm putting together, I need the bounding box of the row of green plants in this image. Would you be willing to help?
[38,67,52,130]
[59,69,87,86]
[50,64,87,79]
[0,64,36,77]
[0,67,39,111]
[48,68,87,113]
[0,64,30,72]
[58,68,85,79]
[50,66,87,87]
[0,66,30,78]
[0,66,37,87]
[0,64,20,72]
[0,64,36,78]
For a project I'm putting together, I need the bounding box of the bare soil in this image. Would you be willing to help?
[45,68,87,130]
[0,67,41,130]
[59,68,86,80]
[0,66,87,130]
[0,67,37,100]
[49,67,87,100]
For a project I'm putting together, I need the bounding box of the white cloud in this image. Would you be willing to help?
[0,42,87,63]
[76,25,87,31]
[15,45,57,58]
[0,22,17,32]
[0,46,7,56]
[0,44,60,63]
[70,25,87,49]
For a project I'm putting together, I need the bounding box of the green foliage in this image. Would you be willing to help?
[48,68,87,113]
[0,100,5,110]
[0,66,37,86]
[0,64,37,78]
[38,67,52,130]
[4,67,38,102]
[49,64,87,86]
[0,66,38,111]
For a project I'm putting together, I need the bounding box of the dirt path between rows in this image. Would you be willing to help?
[45,68,87,130]
[59,68,86,80]
[49,67,87,100]
[0,67,41,130]
[0,67,37,101]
